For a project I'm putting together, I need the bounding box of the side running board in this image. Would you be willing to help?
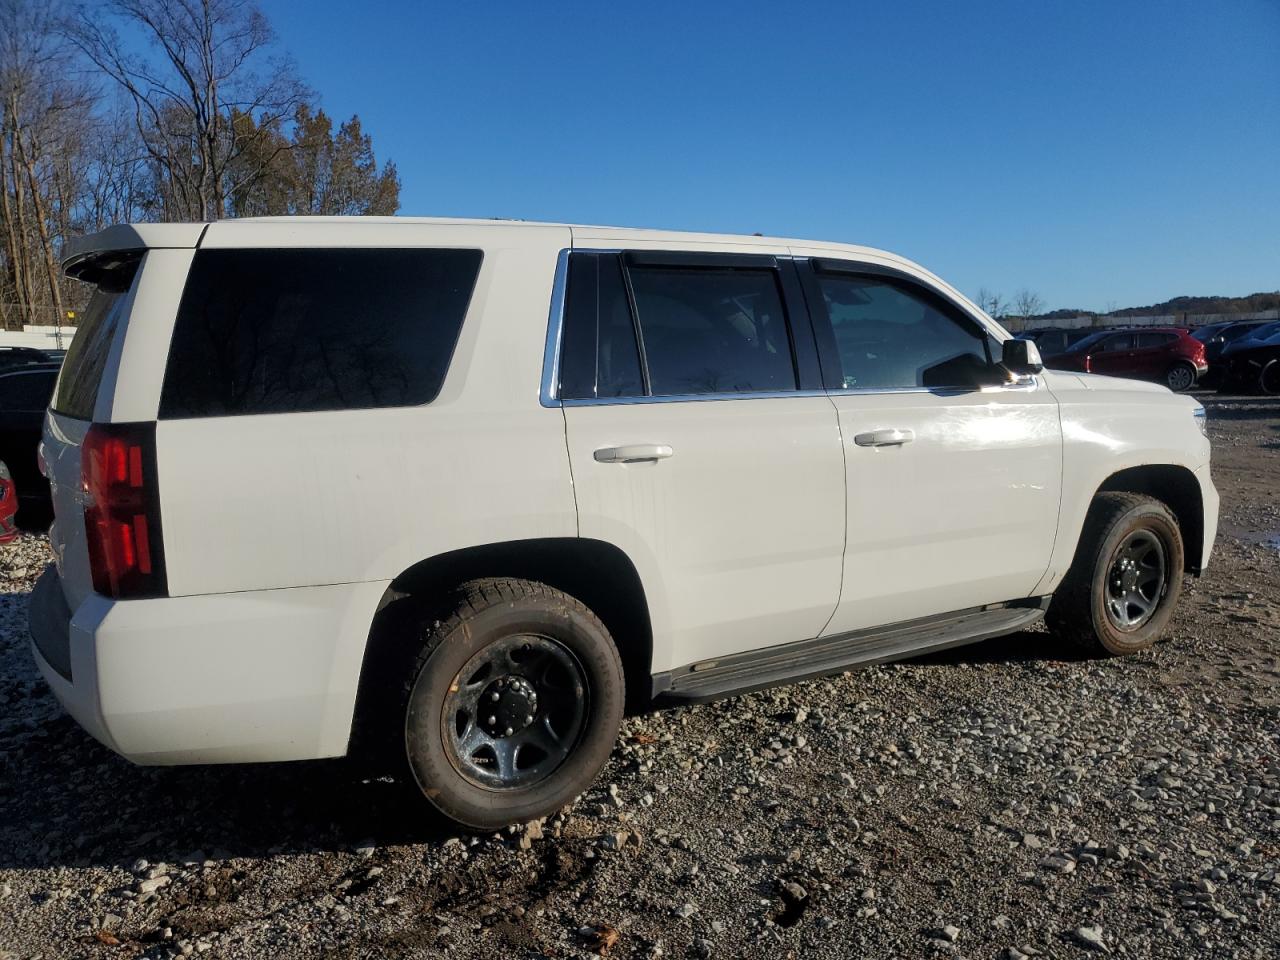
[652,600,1048,705]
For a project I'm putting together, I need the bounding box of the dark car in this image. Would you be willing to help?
[1016,327,1094,357]
[0,345,56,372]
[1195,320,1275,386]
[0,362,59,527]
[1196,319,1272,359]
[1216,324,1280,394]
[1042,327,1207,391]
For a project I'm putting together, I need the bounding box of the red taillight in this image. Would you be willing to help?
[1083,355,1092,373]
[82,423,166,599]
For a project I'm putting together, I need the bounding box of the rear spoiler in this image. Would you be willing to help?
[61,223,208,278]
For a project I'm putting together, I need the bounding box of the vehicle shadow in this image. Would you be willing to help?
[0,589,459,873]
[905,626,1094,666]
[0,613,1088,873]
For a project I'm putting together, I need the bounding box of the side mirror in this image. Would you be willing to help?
[1002,338,1044,376]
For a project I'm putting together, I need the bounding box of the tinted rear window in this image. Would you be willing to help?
[160,248,482,418]
[558,253,645,400]
[53,253,142,420]
[629,266,797,396]
[0,370,58,410]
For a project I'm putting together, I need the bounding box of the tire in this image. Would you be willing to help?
[1046,492,1184,656]
[394,578,624,830]
[1165,361,1196,392]
[1260,359,1280,396]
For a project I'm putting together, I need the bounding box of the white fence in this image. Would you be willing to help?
[0,324,76,350]
[1006,309,1280,333]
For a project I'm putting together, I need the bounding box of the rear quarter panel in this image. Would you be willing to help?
[144,223,578,596]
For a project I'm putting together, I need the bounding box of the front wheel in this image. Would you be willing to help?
[1046,492,1184,656]
[396,578,624,830]
[1165,361,1196,392]
[1260,359,1280,395]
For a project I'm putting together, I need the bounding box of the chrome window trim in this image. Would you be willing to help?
[538,248,570,408]
[538,247,1040,408]
[562,389,832,407]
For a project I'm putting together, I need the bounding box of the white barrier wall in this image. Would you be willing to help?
[0,325,76,350]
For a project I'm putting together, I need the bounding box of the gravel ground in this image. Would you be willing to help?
[1,393,1277,960]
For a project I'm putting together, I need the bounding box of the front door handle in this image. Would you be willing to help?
[853,428,915,447]
[593,443,674,463]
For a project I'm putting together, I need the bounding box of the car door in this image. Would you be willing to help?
[793,256,1063,635]
[1131,332,1173,379]
[554,250,846,672]
[1086,332,1137,377]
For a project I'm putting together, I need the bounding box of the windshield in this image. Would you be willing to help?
[1192,323,1227,341]
[1239,321,1280,343]
[52,252,142,420]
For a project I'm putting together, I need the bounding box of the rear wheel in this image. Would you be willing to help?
[1260,359,1280,395]
[1046,492,1184,656]
[1165,361,1196,392]
[395,578,624,830]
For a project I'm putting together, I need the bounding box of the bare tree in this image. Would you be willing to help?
[67,0,309,221]
[976,287,1006,320]
[1,0,98,326]
[1013,289,1044,324]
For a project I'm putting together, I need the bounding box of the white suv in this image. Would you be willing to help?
[30,218,1218,829]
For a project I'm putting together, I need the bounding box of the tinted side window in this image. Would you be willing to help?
[1222,324,1261,342]
[1036,332,1071,355]
[160,248,481,418]
[815,274,992,390]
[1100,333,1135,352]
[0,371,57,410]
[53,253,142,420]
[1137,332,1174,348]
[558,254,644,400]
[629,267,796,396]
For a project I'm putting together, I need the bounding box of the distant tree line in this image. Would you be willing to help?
[1106,292,1280,319]
[0,0,400,329]
[976,287,1280,324]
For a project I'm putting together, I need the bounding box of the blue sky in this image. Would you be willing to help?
[263,0,1279,312]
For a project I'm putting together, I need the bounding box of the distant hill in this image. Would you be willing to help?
[1106,292,1280,318]
[1111,293,1280,320]
[1026,291,1280,323]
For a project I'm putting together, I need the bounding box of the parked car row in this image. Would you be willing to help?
[0,346,62,531]
[1018,319,1280,393]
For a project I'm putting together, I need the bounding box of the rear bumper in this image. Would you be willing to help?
[29,566,388,764]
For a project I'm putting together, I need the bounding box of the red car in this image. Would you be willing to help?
[0,460,18,544]
[1043,327,1207,392]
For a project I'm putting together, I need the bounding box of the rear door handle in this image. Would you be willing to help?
[853,428,914,447]
[593,443,674,463]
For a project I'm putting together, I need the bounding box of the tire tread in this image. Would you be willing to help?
[1047,492,1179,654]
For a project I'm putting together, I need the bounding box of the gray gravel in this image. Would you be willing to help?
[1,393,1278,959]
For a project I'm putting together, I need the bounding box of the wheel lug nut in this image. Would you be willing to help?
[487,715,496,725]
[491,692,500,701]
[504,727,513,736]
[525,715,534,724]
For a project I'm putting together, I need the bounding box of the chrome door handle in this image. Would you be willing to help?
[593,444,674,463]
[853,428,914,447]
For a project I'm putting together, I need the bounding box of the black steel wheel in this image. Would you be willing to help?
[1047,492,1184,656]
[395,578,624,830]
[1103,529,1167,630]
[442,634,589,789]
